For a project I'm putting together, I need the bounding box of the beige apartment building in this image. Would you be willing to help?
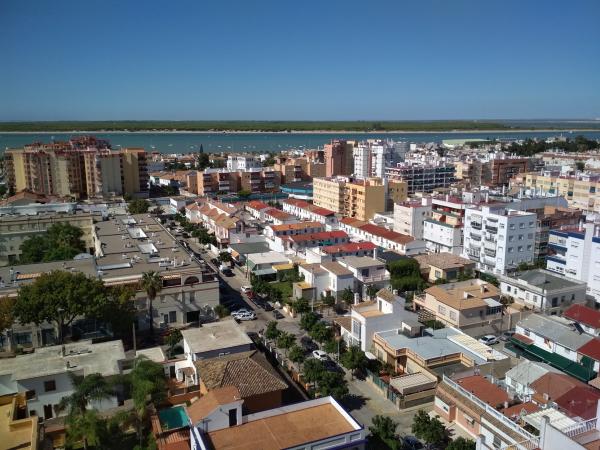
[196,168,281,196]
[5,139,148,199]
[313,176,386,221]
[387,179,409,206]
[0,212,98,266]
[513,172,600,213]
[413,279,503,332]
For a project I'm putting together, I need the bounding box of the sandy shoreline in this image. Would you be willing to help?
[0,129,598,135]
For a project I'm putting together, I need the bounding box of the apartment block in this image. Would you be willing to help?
[385,163,456,194]
[546,222,600,303]
[352,139,401,179]
[324,139,354,177]
[313,177,386,221]
[281,198,338,227]
[226,154,261,171]
[119,147,149,197]
[387,179,408,207]
[340,217,425,255]
[274,156,326,183]
[393,198,432,239]
[423,195,471,255]
[462,205,536,275]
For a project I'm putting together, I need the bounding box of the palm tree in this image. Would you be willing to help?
[130,356,167,445]
[141,271,162,337]
[58,373,114,450]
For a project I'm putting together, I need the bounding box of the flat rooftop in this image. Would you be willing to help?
[514,269,586,291]
[425,279,500,310]
[337,255,385,270]
[181,320,252,355]
[205,400,360,450]
[0,340,125,383]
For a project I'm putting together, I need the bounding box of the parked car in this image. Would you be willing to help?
[500,330,516,341]
[312,350,329,361]
[323,360,342,373]
[241,285,252,294]
[272,310,284,320]
[262,302,274,312]
[402,436,423,450]
[232,308,252,317]
[301,336,318,352]
[236,312,256,321]
[479,334,499,345]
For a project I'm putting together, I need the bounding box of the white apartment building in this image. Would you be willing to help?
[546,222,600,303]
[226,155,261,171]
[393,198,432,239]
[423,196,472,255]
[353,140,400,180]
[462,205,536,275]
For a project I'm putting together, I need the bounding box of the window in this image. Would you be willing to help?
[169,311,177,323]
[44,380,56,392]
[520,223,525,229]
[449,311,457,321]
[509,236,514,242]
[527,245,532,250]
[438,305,446,315]
[507,286,511,292]
[509,224,515,230]
[518,246,523,252]
[518,235,524,241]
[508,247,513,253]
[14,332,32,345]
[25,390,36,400]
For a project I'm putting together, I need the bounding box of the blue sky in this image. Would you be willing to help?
[1,0,599,121]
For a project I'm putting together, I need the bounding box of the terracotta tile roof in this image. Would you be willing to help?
[186,386,240,423]
[413,253,475,271]
[321,241,377,255]
[320,261,353,277]
[564,304,600,330]
[358,223,414,245]
[340,217,364,226]
[377,288,396,303]
[289,230,348,244]
[194,351,287,399]
[555,385,600,419]
[531,372,584,404]
[577,338,600,361]
[502,401,539,418]
[264,208,295,221]
[455,375,510,408]
[512,333,534,345]
[425,279,499,310]
[246,200,270,211]
[283,198,311,208]
[270,221,323,232]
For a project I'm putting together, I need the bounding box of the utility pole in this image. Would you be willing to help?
[132,322,137,353]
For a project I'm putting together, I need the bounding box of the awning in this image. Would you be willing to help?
[365,351,377,360]
[272,263,294,271]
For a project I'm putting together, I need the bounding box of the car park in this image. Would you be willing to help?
[312,350,329,361]
[479,334,499,345]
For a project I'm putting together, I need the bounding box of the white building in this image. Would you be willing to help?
[226,155,261,171]
[546,223,600,303]
[353,140,397,180]
[337,256,390,299]
[498,269,587,314]
[0,340,125,420]
[504,360,559,401]
[297,261,355,300]
[338,289,419,352]
[423,195,472,255]
[281,198,338,228]
[462,205,536,275]
[393,198,432,239]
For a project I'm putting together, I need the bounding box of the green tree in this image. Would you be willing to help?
[213,304,230,318]
[366,285,379,300]
[101,286,136,338]
[302,358,324,387]
[58,373,114,450]
[321,292,336,315]
[288,344,305,367]
[324,338,345,357]
[300,311,320,332]
[165,329,182,357]
[20,223,86,263]
[575,161,586,171]
[309,322,333,344]
[65,410,109,450]
[130,357,167,445]
[340,287,354,307]
[219,251,232,263]
[237,189,252,199]
[294,298,310,316]
[128,198,150,214]
[446,437,476,450]
[318,371,348,400]
[265,321,280,341]
[412,410,447,448]
[0,296,15,332]
[14,271,108,343]
[277,331,295,355]
[368,415,401,450]
[340,345,368,379]
[196,153,210,170]
[140,271,162,337]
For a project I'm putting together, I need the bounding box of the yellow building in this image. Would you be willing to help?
[0,394,40,450]
[515,172,600,213]
[387,179,408,205]
[121,148,149,197]
[313,177,386,221]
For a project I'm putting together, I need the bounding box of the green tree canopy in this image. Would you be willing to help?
[340,345,368,378]
[317,370,348,400]
[14,271,108,343]
[128,199,150,214]
[309,321,333,344]
[237,189,251,198]
[446,437,476,450]
[300,311,320,332]
[140,271,162,336]
[288,344,305,365]
[19,223,86,263]
[213,304,230,318]
[368,415,401,450]
[277,331,295,355]
[0,296,15,331]
[302,358,324,385]
[340,287,354,307]
[412,410,448,448]
[265,321,280,341]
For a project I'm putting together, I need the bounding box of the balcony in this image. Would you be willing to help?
[471,222,482,230]
[483,248,496,257]
[485,225,498,233]
[356,272,390,283]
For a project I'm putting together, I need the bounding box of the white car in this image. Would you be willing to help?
[479,335,499,345]
[232,308,252,317]
[312,350,329,361]
[241,286,252,294]
[236,312,256,321]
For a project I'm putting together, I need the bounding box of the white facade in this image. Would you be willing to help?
[226,155,261,171]
[546,223,600,303]
[281,200,339,228]
[462,206,536,275]
[393,199,432,239]
[352,140,396,180]
[423,219,463,254]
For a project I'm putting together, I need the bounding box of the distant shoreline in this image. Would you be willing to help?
[1,129,598,135]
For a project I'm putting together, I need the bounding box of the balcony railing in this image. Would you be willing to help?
[471,222,482,230]
[357,273,390,283]
[470,233,481,241]
[485,225,498,233]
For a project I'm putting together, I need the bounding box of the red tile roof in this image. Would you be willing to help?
[358,223,414,245]
[270,221,324,233]
[531,373,583,404]
[456,375,510,408]
[513,333,534,345]
[247,200,270,211]
[289,231,348,244]
[283,198,311,208]
[555,385,600,419]
[283,199,335,217]
[564,304,600,330]
[321,241,377,255]
[502,401,539,418]
[264,208,295,220]
[577,338,600,361]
